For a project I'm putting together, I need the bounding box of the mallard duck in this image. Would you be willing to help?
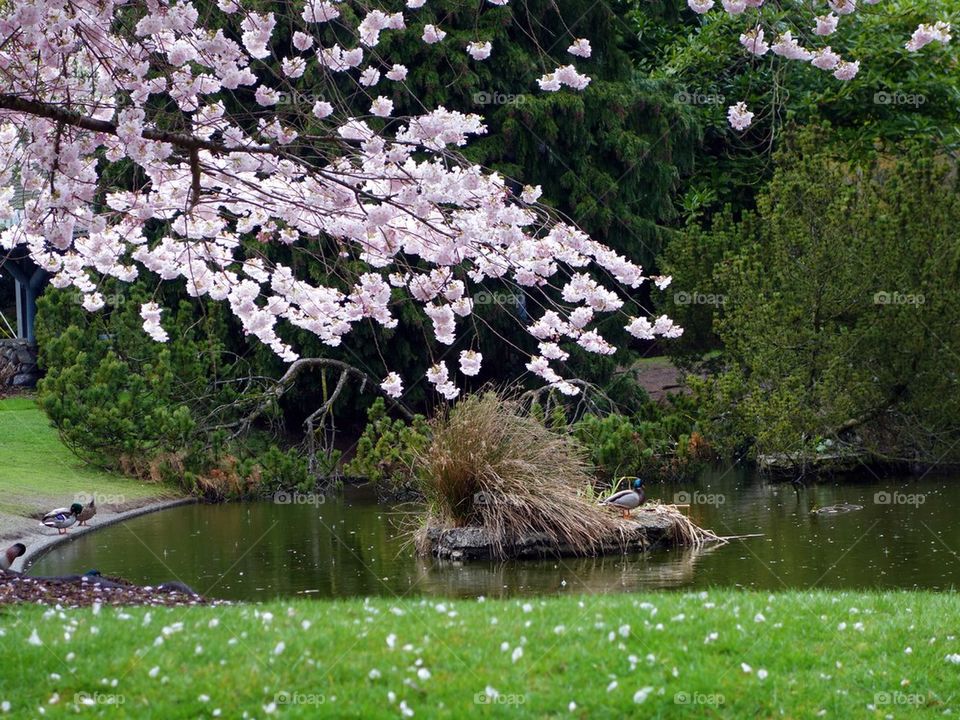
[77,498,96,526]
[41,503,83,534]
[601,477,646,518]
[1,543,26,572]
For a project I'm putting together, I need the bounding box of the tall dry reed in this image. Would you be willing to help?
[415,393,625,558]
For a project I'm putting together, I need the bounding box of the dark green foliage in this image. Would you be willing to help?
[572,394,710,482]
[34,281,308,497]
[636,0,960,218]
[344,398,430,485]
[657,206,762,369]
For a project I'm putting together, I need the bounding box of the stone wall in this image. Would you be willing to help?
[0,339,40,387]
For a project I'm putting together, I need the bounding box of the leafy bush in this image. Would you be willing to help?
[572,395,712,483]
[343,398,430,485]
[656,207,759,368]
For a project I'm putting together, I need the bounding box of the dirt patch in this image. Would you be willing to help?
[634,357,692,402]
[0,573,219,607]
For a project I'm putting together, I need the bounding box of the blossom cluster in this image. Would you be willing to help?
[687,0,953,130]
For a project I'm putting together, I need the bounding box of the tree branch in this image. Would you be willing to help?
[0,93,276,155]
[231,357,415,440]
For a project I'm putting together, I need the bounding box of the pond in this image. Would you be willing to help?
[28,467,959,600]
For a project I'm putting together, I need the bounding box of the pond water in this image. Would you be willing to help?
[29,467,960,600]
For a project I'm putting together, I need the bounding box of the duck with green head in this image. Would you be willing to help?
[600,477,646,518]
[41,503,83,534]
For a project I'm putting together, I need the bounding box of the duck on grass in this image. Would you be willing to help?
[413,393,722,560]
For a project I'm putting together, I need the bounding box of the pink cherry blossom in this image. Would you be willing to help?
[140,303,169,342]
[905,22,952,52]
[360,68,381,86]
[567,39,592,58]
[520,186,543,203]
[814,14,839,36]
[422,25,446,44]
[771,32,812,61]
[370,97,394,117]
[312,101,334,118]
[381,372,404,398]
[303,1,339,23]
[459,350,483,376]
[293,32,314,51]
[426,363,460,400]
[833,61,860,80]
[740,29,769,56]
[538,66,591,92]
[625,317,655,340]
[727,102,754,131]
[11,0,937,401]
[811,47,841,71]
[653,315,684,338]
[722,0,747,14]
[467,41,493,61]
[386,64,409,81]
[827,0,856,15]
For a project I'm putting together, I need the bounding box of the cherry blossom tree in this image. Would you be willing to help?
[0,0,686,403]
[0,0,947,404]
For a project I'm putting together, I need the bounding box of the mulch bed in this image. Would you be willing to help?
[0,573,221,608]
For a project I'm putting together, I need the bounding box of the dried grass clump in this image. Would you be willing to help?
[415,393,625,558]
[639,501,726,548]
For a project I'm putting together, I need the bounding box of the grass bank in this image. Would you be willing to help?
[0,396,180,547]
[1,590,957,718]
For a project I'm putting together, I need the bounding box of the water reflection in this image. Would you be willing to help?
[29,468,960,599]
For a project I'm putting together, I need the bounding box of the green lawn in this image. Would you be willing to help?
[0,397,164,517]
[1,590,957,718]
